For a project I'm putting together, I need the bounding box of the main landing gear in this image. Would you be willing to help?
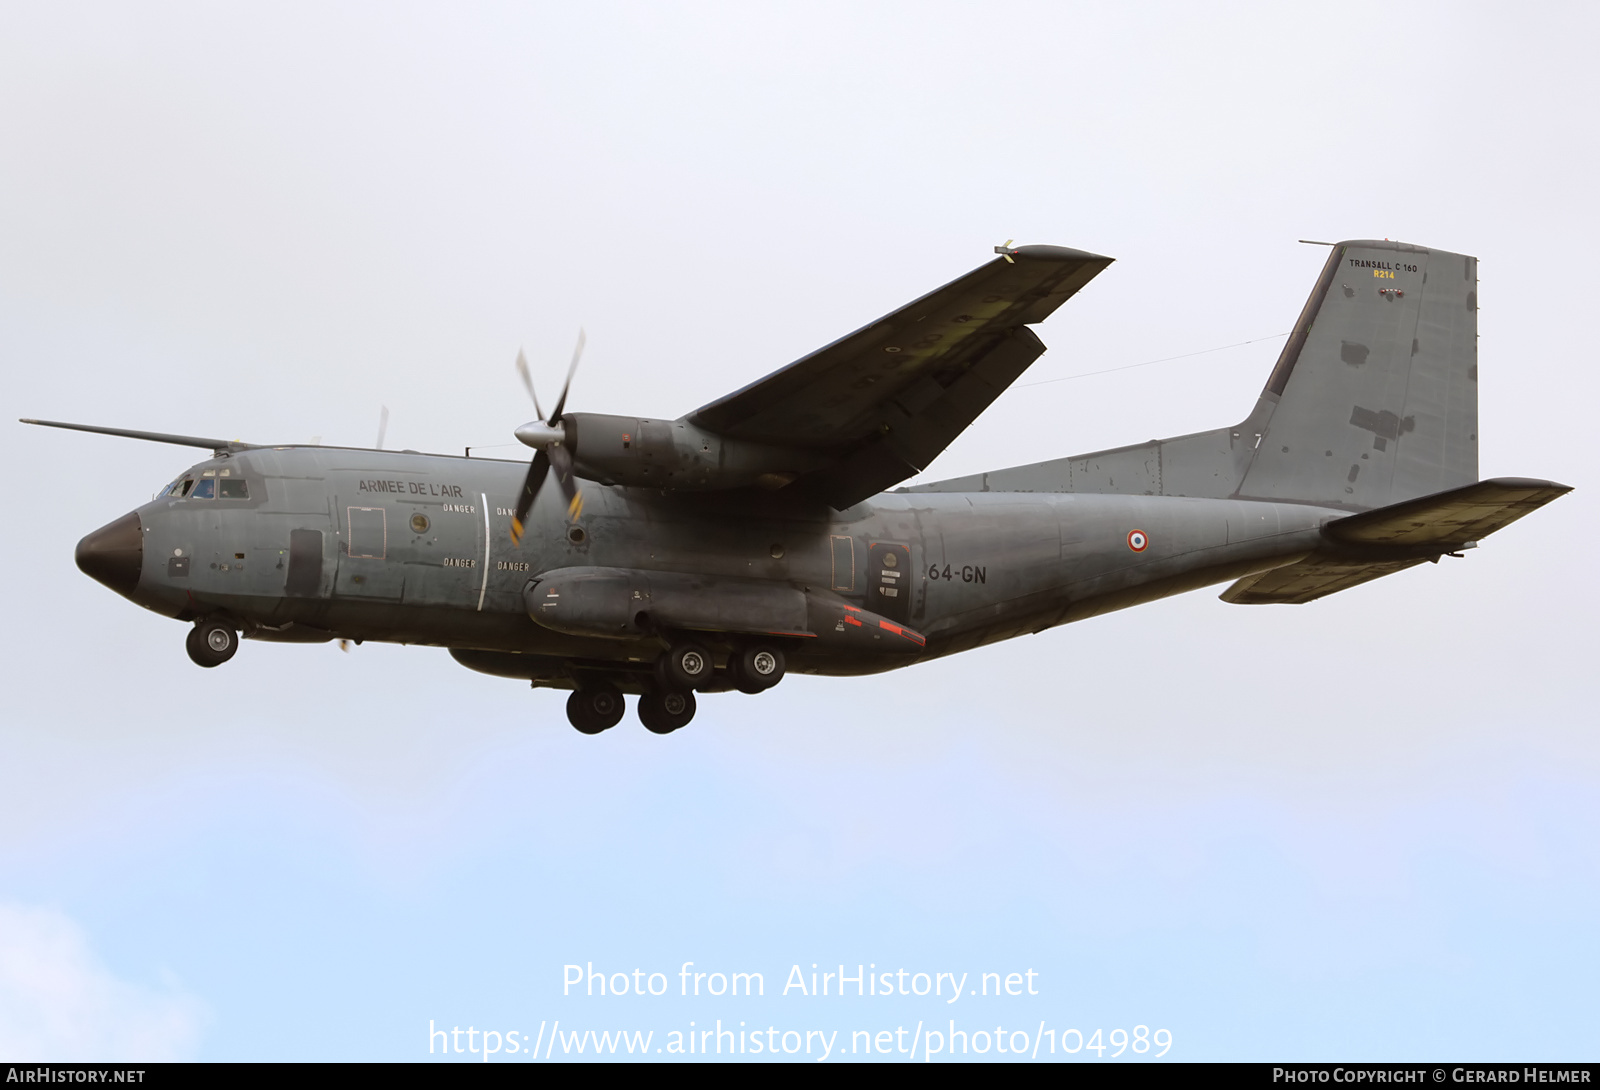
[729,644,786,694]
[185,619,238,668]
[566,683,626,735]
[655,641,714,691]
[638,689,696,735]
[561,639,788,735]
[561,684,696,735]
[655,640,786,695]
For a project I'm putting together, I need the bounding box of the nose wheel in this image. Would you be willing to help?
[638,689,696,734]
[185,620,238,668]
[566,684,626,734]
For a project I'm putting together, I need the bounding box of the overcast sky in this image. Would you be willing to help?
[2,2,1596,1061]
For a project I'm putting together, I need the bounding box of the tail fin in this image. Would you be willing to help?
[908,239,1481,511]
[1237,239,1478,508]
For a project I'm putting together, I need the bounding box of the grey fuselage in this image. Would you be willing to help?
[108,444,1341,677]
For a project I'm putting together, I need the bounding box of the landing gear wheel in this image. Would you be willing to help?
[732,644,785,693]
[656,641,714,691]
[567,685,625,735]
[638,689,696,734]
[186,620,238,668]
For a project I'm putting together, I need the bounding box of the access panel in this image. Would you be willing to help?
[866,541,913,624]
[335,503,405,600]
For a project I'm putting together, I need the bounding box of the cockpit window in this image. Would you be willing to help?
[162,466,245,500]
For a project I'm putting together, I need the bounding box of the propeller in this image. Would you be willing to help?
[993,239,1016,264]
[509,330,586,544]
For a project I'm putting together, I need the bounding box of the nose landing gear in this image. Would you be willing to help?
[186,619,238,668]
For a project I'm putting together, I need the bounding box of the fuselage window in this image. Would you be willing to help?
[219,479,249,499]
[190,478,216,500]
[157,477,185,498]
[180,479,194,497]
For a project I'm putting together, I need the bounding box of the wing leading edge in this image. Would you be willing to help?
[687,244,1113,509]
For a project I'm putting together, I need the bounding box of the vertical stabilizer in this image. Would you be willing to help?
[1237,240,1479,508]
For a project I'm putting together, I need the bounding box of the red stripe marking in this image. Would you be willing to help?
[877,619,927,646]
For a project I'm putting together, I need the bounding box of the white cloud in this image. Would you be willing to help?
[0,902,203,1060]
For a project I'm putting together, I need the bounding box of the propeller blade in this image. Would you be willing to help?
[548,328,586,424]
[375,405,389,450]
[514,348,545,420]
[509,447,551,544]
[548,443,584,520]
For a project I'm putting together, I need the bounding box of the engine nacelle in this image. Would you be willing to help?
[564,413,827,491]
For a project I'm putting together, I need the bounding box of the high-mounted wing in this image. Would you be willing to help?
[686,244,1113,509]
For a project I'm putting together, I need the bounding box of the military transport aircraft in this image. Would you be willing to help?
[27,239,1571,735]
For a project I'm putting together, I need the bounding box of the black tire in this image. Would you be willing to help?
[186,620,237,668]
[656,642,714,691]
[727,654,764,695]
[566,684,625,734]
[567,687,623,735]
[638,689,696,734]
[734,644,785,691]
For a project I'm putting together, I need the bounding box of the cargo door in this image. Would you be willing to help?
[866,541,914,624]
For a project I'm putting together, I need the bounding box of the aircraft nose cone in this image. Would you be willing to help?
[75,511,143,597]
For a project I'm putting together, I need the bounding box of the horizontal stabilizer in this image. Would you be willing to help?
[1322,476,1572,547]
[1222,476,1572,605]
[1220,556,1431,605]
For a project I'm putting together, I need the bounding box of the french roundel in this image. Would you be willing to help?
[1127,529,1149,552]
